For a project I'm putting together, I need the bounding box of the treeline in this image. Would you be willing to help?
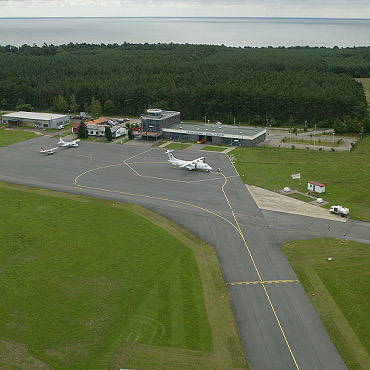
[0,43,369,127]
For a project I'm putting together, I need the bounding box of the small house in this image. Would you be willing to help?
[307,181,326,193]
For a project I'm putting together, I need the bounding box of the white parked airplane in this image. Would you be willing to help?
[59,137,80,147]
[166,150,212,171]
[40,146,58,154]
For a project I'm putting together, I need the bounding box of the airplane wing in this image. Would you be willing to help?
[179,161,193,168]
[40,147,57,153]
[179,161,197,170]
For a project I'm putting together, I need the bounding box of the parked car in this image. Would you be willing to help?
[197,138,206,144]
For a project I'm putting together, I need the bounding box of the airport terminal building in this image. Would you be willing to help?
[162,122,266,147]
[141,108,265,146]
[141,109,180,139]
[1,111,70,129]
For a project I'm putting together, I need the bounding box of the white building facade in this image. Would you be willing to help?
[307,181,326,193]
[1,111,69,129]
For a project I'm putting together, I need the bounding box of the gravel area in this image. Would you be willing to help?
[246,184,347,222]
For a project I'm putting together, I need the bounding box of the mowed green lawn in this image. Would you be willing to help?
[0,185,248,370]
[233,136,370,221]
[0,129,39,146]
[282,239,370,370]
[201,146,228,152]
[164,143,192,150]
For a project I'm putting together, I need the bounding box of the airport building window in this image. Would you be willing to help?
[223,137,232,145]
[172,133,189,141]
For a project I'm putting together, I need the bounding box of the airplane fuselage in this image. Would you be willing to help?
[168,158,212,171]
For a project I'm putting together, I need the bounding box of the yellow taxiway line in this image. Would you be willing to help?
[227,279,299,286]
[73,151,301,370]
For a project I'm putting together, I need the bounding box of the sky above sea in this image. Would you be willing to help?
[0,17,369,48]
[1,1,370,19]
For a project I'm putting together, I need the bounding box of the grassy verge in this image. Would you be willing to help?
[282,238,370,370]
[0,129,39,146]
[115,137,130,144]
[201,146,228,152]
[232,136,370,222]
[0,182,248,370]
[152,140,169,147]
[287,193,315,203]
[165,143,192,150]
[356,78,370,106]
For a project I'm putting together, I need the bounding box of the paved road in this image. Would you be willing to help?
[2,137,368,370]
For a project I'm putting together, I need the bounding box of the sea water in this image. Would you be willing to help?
[0,17,369,47]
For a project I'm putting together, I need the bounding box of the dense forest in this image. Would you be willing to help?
[0,43,369,129]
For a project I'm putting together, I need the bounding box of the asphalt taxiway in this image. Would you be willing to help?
[1,136,369,370]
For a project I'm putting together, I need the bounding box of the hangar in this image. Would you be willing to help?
[162,122,266,147]
[1,111,69,129]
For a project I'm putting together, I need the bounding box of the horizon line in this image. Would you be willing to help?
[0,16,369,20]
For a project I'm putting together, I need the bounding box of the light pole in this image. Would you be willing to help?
[332,132,335,143]
[148,125,153,143]
[314,124,316,150]
[240,131,243,153]
[234,117,236,126]
[205,116,206,123]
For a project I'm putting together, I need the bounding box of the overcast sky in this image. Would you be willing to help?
[0,0,369,18]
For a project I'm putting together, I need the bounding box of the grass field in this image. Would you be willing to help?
[165,143,192,150]
[152,140,168,147]
[232,136,370,222]
[201,146,227,152]
[0,129,39,146]
[282,238,370,370]
[356,78,370,106]
[0,183,248,370]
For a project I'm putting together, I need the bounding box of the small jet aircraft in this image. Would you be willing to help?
[40,146,58,154]
[58,137,80,147]
[166,150,212,171]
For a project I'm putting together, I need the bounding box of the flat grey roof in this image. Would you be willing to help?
[2,111,69,120]
[141,110,179,120]
[162,122,265,139]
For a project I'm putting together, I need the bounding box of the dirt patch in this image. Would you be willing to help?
[0,340,50,370]
[246,184,346,222]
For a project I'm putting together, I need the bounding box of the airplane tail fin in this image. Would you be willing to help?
[166,149,176,161]
[41,147,44,151]
[58,137,64,144]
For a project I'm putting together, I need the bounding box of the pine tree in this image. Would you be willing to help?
[69,94,78,114]
[77,121,88,139]
[105,126,112,141]
[128,128,134,140]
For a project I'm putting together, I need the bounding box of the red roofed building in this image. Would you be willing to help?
[307,181,326,193]
[71,118,110,134]
[71,122,84,134]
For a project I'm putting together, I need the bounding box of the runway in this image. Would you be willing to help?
[2,136,368,369]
